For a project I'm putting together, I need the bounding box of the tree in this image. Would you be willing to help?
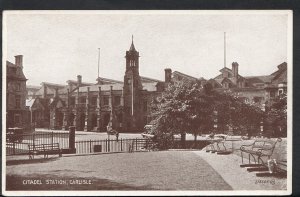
[149,81,265,149]
[264,93,287,137]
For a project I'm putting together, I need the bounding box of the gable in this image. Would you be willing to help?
[219,67,233,74]
[221,77,233,84]
[31,98,46,110]
[49,97,65,109]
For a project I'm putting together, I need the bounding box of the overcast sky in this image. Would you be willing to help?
[4,11,289,86]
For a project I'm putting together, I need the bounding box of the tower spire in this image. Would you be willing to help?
[129,35,136,51]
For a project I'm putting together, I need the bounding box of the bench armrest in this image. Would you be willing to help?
[240,143,255,151]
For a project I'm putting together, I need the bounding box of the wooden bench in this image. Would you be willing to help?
[28,143,62,159]
[240,138,281,166]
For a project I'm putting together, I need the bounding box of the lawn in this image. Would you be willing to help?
[6,151,232,190]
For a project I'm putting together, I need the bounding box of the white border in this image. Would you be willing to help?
[2,10,293,196]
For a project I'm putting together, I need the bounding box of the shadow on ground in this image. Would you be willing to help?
[7,158,59,166]
[6,174,154,190]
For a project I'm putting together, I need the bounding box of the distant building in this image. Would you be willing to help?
[27,39,287,133]
[26,85,40,99]
[206,62,287,110]
[6,55,31,129]
[29,40,166,132]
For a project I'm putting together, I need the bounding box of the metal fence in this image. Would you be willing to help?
[75,138,210,154]
[6,132,212,156]
[6,132,69,155]
[75,138,153,154]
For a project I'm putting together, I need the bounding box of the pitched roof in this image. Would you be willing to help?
[270,62,287,76]
[66,80,94,86]
[35,83,65,96]
[27,85,41,90]
[219,67,233,73]
[221,77,233,84]
[6,61,27,80]
[245,75,272,84]
[6,61,16,67]
[140,76,163,83]
[271,69,287,84]
[40,82,65,87]
[96,77,123,85]
[31,97,50,110]
[207,78,222,88]
[49,97,65,108]
[172,71,198,81]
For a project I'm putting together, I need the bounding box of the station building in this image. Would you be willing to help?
[24,40,287,132]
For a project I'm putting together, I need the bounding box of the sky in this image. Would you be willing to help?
[4,11,290,86]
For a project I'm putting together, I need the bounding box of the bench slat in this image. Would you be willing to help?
[28,143,61,159]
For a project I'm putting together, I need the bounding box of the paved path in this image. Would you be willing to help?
[193,151,287,190]
[6,151,231,190]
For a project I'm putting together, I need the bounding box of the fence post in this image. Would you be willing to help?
[121,138,123,151]
[90,140,92,153]
[33,133,35,146]
[51,131,54,145]
[135,138,138,151]
[13,141,15,155]
[108,138,110,152]
[69,126,76,153]
[105,139,107,152]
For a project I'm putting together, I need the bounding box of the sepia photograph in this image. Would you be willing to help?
[2,10,292,196]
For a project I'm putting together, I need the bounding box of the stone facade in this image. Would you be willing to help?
[30,41,165,132]
[27,40,287,133]
[6,55,31,130]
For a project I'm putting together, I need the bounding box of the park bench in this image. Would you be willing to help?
[239,138,286,177]
[240,138,281,165]
[206,136,241,154]
[28,143,62,159]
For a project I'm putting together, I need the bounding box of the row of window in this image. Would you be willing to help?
[69,96,122,106]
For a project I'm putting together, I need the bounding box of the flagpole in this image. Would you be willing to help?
[97,48,100,78]
[224,32,226,68]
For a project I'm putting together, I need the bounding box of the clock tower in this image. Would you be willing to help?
[123,36,143,132]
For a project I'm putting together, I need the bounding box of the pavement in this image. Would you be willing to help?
[193,151,287,190]
[6,151,231,191]
[5,149,287,191]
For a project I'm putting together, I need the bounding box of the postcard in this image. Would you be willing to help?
[2,10,292,196]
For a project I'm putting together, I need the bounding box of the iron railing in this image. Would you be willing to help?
[6,131,69,155]
[75,138,153,154]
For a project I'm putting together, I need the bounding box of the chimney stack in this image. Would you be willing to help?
[77,75,82,86]
[15,55,23,68]
[232,62,239,84]
[164,68,172,83]
[43,84,47,98]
